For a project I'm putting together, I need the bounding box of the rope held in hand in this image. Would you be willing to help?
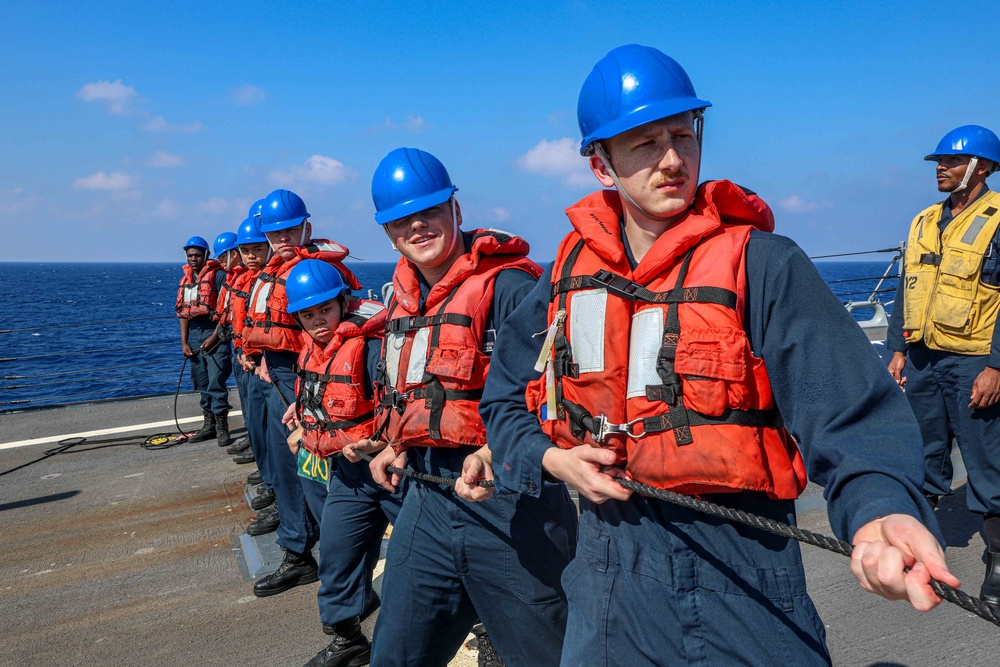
[357,447,1000,627]
[614,477,1000,628]
[356,450,495,490]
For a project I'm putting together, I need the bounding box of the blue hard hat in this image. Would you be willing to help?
[183,236,210,253]
[248,198,267,221]
[371,148,458,225]
[260,189,310,233]
[924,125,1000,165]
[213,232,238,257]
[285,260,349,314]
[577,44,712,156]
[236,216,267,245]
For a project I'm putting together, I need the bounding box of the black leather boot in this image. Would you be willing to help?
[246,505,279,536]
[233,448,255,464]
[215,412,232,447]
[250,487,275,511]
[305,617,370,667]
[322,591,380,634]
[472,623,505,667]
[253,549,318,597]
[226,435,252,455]
[247,470,264,486]
[982,550,1000,606]
[186,410,216,443]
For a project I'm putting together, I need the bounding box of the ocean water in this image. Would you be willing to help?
[0,258,897,412]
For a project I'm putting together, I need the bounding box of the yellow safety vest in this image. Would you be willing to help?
[902,190,1000,354]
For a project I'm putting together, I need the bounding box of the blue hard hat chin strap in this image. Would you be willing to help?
[594,112,706,223]
[955,156,980,193]
[444,197,460,260]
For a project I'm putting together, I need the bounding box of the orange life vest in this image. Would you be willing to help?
[295,298,387,457]
[229,268,258,354]
[176,260,222,319]
[525,181,807,499]
[242,240,363,355]
[216,265,247,328]
[380,230,542,449]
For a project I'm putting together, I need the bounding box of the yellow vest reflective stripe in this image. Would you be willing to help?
[903,190,1000,354]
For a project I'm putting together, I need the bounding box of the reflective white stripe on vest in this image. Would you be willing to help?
[384,333,405,387]
[569,289,607,373]
[627,307,664,398]
[183,285,199,304]
[406,328,431,385]
[354,301,385,319]
[251,281,272,314]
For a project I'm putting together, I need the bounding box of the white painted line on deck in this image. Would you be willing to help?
[0,410,244,451]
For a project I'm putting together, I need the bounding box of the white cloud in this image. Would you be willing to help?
[72,171,136,190]
[145,150,185,168]
[155,198,180,218]
[143,115,203,133]
[232,84,267,105]
[269,154,354,187]
[197,197,234,215]
[777,195,833,214]
[489,207,512,222]
[77,80,137,114]
[383,114,427,132]
[516,137,593,188]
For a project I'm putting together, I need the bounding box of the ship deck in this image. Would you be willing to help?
[0,394,997,666]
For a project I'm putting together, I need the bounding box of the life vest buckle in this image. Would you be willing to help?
[592,415,649,441]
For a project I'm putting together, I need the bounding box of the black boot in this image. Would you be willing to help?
[323,591,380,634]
[250,487,276,511]
[253,549,318,597]
[472,623,505,667]
[305,617,370,667]
[982,550,1000,606]
[215,412,232,447]
[186,410,216,443]
[246,505,279,536]
[233,448,256,465]
[247,470,264,486]
[226,436,253,455]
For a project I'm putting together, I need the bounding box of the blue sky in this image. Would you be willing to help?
[2,1,998,262]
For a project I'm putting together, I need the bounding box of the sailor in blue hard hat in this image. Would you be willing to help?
[175,235,233,444]
[234,209,281,535]
[364,147,577,667]
[480,44,955,666]
[887,124,1000,606]
[276,259,394,667]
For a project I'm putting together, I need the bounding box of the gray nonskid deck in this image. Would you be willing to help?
[0,397,997,665]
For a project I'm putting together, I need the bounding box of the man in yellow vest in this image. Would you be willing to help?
[887,124,1000,605]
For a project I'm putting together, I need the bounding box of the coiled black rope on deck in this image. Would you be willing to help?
[612,477,1000,628]
[0,358,198,476]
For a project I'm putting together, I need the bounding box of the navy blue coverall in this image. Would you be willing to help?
[481,229,941,667]
[185,271,232,416]
[266,349,324,555]
[370,258,579,667]
[887,186,1000,514]
[296,338,405,628]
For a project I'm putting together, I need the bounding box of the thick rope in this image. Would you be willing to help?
[614,477,1000,628]
[353,445,1000,627]
[356,450,495,490]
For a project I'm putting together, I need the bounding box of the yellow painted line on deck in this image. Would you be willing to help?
[0,410,244,451]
